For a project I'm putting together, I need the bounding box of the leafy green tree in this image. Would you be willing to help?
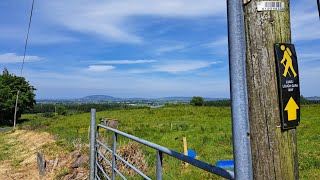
[0,68,36,125]
[56,105,68,116]
[190,96,204,106]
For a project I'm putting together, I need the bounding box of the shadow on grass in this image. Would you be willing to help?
[0,118,31,127]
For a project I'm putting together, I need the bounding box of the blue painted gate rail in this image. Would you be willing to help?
[89,109,234,180]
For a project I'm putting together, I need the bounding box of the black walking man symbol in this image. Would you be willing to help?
[280,45,297,78]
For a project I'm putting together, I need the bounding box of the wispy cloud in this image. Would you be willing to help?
[86,65,115,72]
[30,33,77,44]
[98,60,157,64]
[155,44,187,55]
[152,61,220,73]
[0,26,77,45]
[128,60,221,74]
[203,36,229,55]
[0,53,42,63]
[299,53,320,62]
[296,43,320,63]
[38,0,226,43]
[205,37,228,48]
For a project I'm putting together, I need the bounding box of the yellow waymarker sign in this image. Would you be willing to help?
[284,97,299,121]
[280,45,297,78]
[275,43,300,129]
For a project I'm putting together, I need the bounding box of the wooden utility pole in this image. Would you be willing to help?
[13,90,20,127]
[244,1,298,179]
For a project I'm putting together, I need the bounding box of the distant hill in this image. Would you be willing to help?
[37,95,228,103]
[306,96,320,100]
[75,95,121,102]
[155,97,192,101]
[155,97,224,101]
[76,96,222,102]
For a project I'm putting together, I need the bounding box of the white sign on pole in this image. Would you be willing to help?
[257,1,285,11]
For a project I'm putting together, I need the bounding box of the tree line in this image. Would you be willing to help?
[190,96,230,107]
[191,96,319,107]
[27,103,145,117]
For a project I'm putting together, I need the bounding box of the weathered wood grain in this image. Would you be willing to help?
[244,0,298,179]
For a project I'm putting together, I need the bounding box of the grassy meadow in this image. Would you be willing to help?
[15,104,320,179]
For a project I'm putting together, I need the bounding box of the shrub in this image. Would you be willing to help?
[190,96,204,106]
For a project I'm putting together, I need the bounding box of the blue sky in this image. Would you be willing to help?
[0,0,319,99]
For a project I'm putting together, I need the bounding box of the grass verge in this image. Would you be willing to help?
[11,105,320,179]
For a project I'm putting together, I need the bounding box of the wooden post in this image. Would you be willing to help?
[182,137,188,166]
[13,90,20,127]
[244,1,298,179]
[37,151,46,177]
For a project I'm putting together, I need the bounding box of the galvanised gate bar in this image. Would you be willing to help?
[89,109,234,180]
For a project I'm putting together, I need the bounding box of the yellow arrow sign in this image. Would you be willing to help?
[284,97,299,121]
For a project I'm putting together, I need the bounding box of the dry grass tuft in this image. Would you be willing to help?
[116,142,148,176]
[98,142,148,177]
[0,130,90,180]
[0,130,56,180]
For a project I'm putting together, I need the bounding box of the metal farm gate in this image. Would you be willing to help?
[89,109,234,180]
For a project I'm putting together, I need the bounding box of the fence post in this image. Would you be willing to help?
[112,132,117,180]
[156,150,163,180]
[90,109,96,180]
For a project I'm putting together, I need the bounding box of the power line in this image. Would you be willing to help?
[20,0,35,76]
[14,0,36,128]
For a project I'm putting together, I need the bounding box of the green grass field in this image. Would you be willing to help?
[19,105,320,179]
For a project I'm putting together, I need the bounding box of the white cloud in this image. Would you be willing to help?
[98,60,157,64]
[38,0,226,43]
[86,65,115,72]
[0,53,42,63]
[127,60,221,74]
